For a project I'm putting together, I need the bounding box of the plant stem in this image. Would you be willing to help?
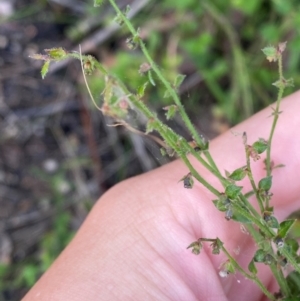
[266,55,284,178]
[280,245,300,274]
[108,76,221,196]
[244,224,264,243]
[270,263,290,297]
[238,194,260,219]
[265,54,286,210]
[245,148,264,214]
[233,204,275,238]
[245,225,290,297]
[107,0,222,178]
[219,240,276,301]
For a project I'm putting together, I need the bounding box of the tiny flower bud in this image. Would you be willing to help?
[274,237,284,248]
[278,41,287,54]
[139,62,151,74]
[187,240,202,255]
[225,208,233,221]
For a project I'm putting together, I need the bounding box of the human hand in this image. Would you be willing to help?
[23,91,300,301]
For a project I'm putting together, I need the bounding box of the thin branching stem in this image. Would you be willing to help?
[220,240,276,301]
[107,0,223,180]
[280,246,300,275]
[266,55,285,179]
[245,148,264,213]
[79,46,103,111]
[270,263,290,297]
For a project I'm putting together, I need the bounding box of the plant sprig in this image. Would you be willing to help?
[31,1,298,299]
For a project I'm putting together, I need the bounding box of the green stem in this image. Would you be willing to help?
[265,56,286,210]
[220,240,276,301]
[266,55,285,179]
[99,72,223,197]
[280,245,300,274]
[245,148,264,214]
[110,77,221,196]
[270,263,290,297]
[245,226,290,297]
[108,0,222,178]
[244,224,264,243]
[187,146,228,187]
[238,194,261,220]
[233,204,275,238]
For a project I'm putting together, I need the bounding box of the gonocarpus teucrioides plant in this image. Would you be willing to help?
[30,1,299,299]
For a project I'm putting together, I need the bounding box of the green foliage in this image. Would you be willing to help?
[228,166,247,181]
[252,139,268,154]
[278,220,297,239]
[225,184,243,199]
[258,176,272,191]
[28,0,300,299]
[248,259,257,274]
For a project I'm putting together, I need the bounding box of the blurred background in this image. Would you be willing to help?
[0,0,299,299]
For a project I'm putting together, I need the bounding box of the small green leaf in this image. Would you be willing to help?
[248,260,257,274]
[163,90,172,98]
[114,5,130,25]
[258,176,272,191]
[253,249,266,262]
[225,184,243,199]
[94,0,103,7]
[278,219,296,239]
[286,238,299,254]
[252,139,268,154]
[45,48,67,60]
[163,105,178,120]
[212,197,230,212]
[148,70,156,86]
[137,82,148,98]
[160,148,167,157]
[273,77,294,89]
[261,45,278,62]
[41,61,50,79]
[173,74,186,90]
[228,166,247,181]
[284,77,294,87]
[145,118,157,134]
